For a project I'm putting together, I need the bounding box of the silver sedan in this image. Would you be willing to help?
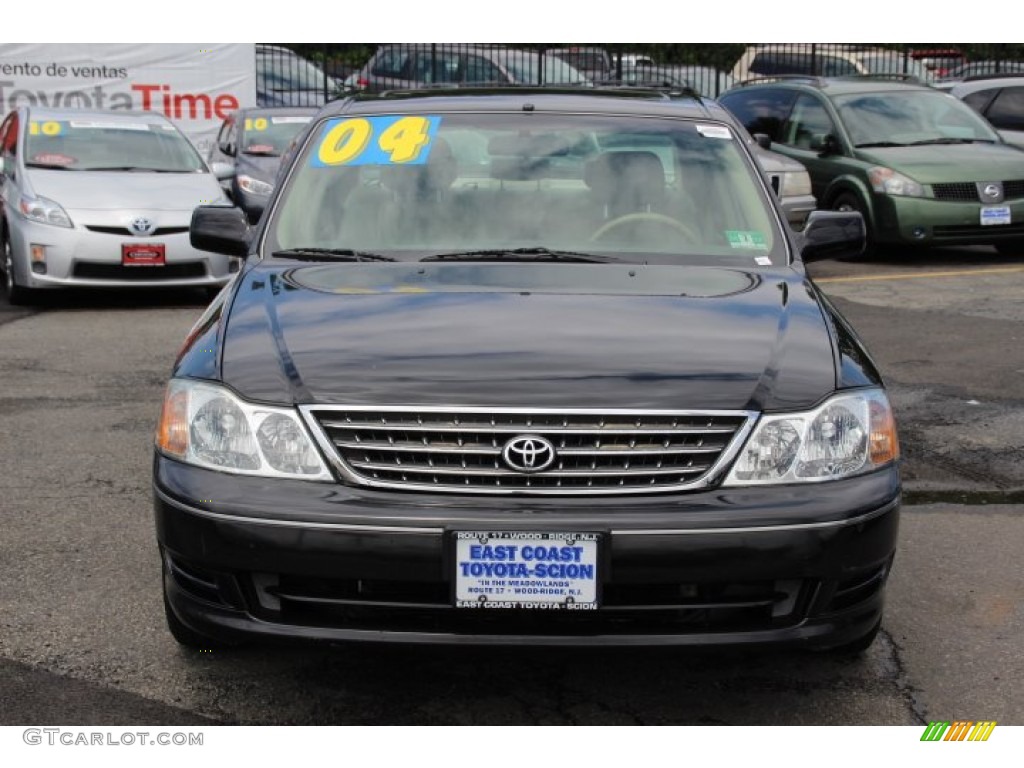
[0,107,236,304]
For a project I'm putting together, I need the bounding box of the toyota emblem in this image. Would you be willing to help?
[502,435,556,473]
[129,217,156,236]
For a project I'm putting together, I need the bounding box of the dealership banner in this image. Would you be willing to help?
[0,43,256,155]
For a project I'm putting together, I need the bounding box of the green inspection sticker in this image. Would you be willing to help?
[725,230,769,251]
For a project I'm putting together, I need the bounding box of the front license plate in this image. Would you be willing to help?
[980,206,1011,226]
[122,243,166,266]
[454,531,599,610]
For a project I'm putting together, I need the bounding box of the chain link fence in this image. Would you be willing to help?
[255,43,1024,105]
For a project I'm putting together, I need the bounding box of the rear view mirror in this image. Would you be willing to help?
[191,206,250,257]
[800,210,865,261]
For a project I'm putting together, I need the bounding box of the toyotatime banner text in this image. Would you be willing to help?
[0,44,257,155]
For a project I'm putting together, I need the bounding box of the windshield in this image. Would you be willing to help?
[835,90,1001,146]
[267,112,785,266]
[25,118,205,172]
[240,113,312,155]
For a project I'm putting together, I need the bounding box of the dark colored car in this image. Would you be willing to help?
[157,87,900,652]
[348,45,588,92]
[720,77,1024,253]
[208,108,317,223]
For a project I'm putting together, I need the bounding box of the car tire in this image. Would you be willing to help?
[820,618,882,656]
[830,192,875,253]
[2,228,35,306]
[163,589,237,650]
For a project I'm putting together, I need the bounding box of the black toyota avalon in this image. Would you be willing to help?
[155,88,900,652]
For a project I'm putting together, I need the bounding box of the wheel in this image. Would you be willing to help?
[590,212,701,246]
[819,618,881,656]
[994,240,1024,257]
[830,192,874,253]
[2,228,34,306]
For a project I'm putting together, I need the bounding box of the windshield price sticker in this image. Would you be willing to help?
[696,124,733,140]
[311,115,442,167]
[455,531,599,609]
[726,230,770,250]
[272,116,312,125]
[981,206,1011,226]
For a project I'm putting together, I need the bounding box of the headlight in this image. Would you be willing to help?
[156,379,331,480]
[19,194,73,227]
[779,170,812,198]
[237,174,274,196]
[867,167,924,198]
[723,389,898,486]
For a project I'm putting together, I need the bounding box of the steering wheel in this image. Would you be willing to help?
[590,212,700,245]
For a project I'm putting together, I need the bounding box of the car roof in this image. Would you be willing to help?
[325,87,721,120]
[726,76,934,98]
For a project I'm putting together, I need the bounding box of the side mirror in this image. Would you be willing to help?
[210,161,236,182]
[191,205,250,257]
[753,133,772,150]
[809,133,840,156]
[800,210,865,261]
[219,141,237,158]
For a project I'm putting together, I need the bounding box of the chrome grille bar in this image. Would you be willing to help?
[301,405,756,496]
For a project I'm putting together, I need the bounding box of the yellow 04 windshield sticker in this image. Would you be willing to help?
[311,115,442,167]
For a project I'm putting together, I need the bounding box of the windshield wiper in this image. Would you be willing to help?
[85,165,193,173]
[422,247,620,263]
[909,137,995,145]
[25,162,80,170]
[854,141,907,148]
[271,248,397,262]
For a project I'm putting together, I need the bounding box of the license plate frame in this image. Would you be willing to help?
[453,531,600,610]
[121,243,166,266]
[980,206,1011,226]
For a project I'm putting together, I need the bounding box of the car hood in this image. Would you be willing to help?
[234,153,283,184]
[855,142,1024,183]
[217,262,837,412]
[26,169,223,211]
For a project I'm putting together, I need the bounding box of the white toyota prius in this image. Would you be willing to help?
[0,107,236,304]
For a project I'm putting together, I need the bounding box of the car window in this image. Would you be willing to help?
[462,55,506,85]
[855,55,929,81]
[371,49,409,78]
[24,119,205,172]
[239,113,313,155]
[216,117,235,155]
[270,113,784,266]
[985,87,1024,131]
[747,52,857,77]
[835,90,1001,146]
[0,113,16,161]
[782,94,836,149]
[719,88,798,142]
[410,51,459,84]
[961,88,998,114]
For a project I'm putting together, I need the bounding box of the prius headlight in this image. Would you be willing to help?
[19,194,73,228]
[237,174,274,196]
[724,389,898,485]
[156,379,330,480]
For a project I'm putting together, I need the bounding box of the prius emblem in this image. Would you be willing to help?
[502,435,556,473]
[129,217,156,236]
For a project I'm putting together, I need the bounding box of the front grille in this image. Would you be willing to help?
[72,262,206,280]
[306,406,753,495]
[931,180,1024,202]
[85,225,190,237]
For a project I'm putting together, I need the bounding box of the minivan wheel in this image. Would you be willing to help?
[2,229,33,306]
[831,192,875,253]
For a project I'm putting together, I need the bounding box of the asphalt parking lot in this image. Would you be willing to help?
[0,245,1021,726]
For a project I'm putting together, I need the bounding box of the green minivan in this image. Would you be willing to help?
[720,77,1024,253]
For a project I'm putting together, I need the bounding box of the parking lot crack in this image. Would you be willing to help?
[878,627,927,725]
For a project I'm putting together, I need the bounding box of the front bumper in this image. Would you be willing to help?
[9,215,234,290]
[155,456,901,648]
[874,194,1024,245]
